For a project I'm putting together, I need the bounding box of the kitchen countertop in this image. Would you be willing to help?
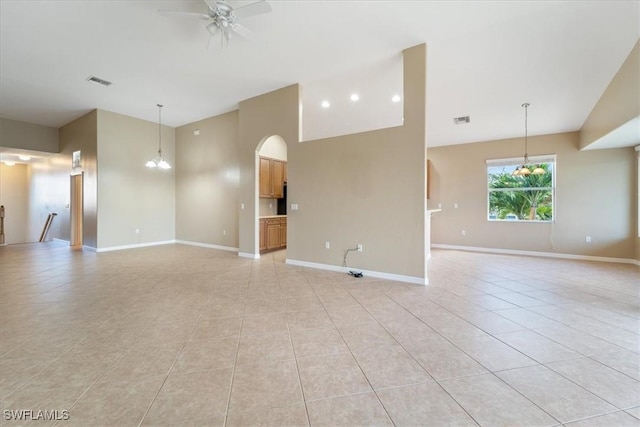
[259,215,287,219]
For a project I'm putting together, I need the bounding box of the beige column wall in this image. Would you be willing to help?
[53,110,98,247]
[237,44,427,280]
[237,85,300,257]
[428,132,635,260]
[175,110,239,248]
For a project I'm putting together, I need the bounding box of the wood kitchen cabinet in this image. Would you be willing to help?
[259,156,287,198]
[259,217,287,253]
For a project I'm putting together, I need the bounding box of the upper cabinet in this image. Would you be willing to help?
[259,156,287,198]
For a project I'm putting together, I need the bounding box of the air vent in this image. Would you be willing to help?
[86,76,112,87]
[453,116,470,124]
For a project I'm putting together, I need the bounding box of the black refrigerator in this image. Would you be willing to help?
[277,183,287,215]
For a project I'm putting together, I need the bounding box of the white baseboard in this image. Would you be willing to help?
[175,240,238,252]
[285,258,426,285]
[238,252,260,259]
[53,238,70,244]
[632,259,640,267]
[431,244,638,265]
[83,245,97,252]
[96,240,175,253]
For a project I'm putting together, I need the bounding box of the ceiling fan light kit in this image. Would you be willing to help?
[159,0,272,50]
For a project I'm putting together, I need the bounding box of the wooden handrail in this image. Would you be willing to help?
[39,213,58,242]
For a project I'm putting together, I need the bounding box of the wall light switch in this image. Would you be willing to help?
[194,129,200,136]
[241,203,245,210]
[454,203,459,209]
[437,203,442,209]
[291,203,299,211]
[269,203,273,208]
[325,241,330,249]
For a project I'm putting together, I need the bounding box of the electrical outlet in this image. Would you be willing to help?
[585,236,591,243]
[461,230,466,236]
[357,244,363,252]
[135,228,140,234]
[269,202,273,208]
[454,203,459,209]
[223,230,227,236]
[437,203,442,209]
[325,241,330,249]
[193,129,200,136]
[241,203,245,210]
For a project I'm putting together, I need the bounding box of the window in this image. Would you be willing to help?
[486,156,555,222]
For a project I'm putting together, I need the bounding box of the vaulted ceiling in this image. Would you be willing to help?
[1,1,638,147]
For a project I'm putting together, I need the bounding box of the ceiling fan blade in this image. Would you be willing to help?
[230,23,252,40]
[203,0,218,11]
[158,10,210,19]
[232,0,271,20]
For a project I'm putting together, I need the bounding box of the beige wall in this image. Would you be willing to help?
[175,111,239,248]
[0,163,29,244]
[96,110,175,249]
[636,148,639,263]
[236,45,427,280]
[58,110,98,248]
[0,118,59,153]
[428,132,635,260]
[580,40,639,149]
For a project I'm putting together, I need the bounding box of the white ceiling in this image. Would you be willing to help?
[1,1,638,148]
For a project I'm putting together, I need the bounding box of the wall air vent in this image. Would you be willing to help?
[453,116,470,124]
[86,76,112,87]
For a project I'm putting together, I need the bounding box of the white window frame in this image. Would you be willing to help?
[486,155,556,223]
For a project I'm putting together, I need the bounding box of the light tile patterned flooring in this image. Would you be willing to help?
[0,242,639,426]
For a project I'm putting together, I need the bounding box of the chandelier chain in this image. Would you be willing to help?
[157,104,163,155]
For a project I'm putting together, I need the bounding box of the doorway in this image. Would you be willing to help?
[70,173,83,247]
[255,135,288,258]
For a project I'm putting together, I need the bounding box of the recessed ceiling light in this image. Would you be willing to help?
[391,94,401,103]
[350,93,359,102]
[3,161,15,166]
[321,100,330,108]
[18,155,31,161]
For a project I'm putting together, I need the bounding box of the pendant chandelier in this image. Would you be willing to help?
[513,103,544,176]
[145,104,171,170]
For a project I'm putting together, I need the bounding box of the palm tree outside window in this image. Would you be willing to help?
[487,156,555,222]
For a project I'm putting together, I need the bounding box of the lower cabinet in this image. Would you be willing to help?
[259,217,287,253]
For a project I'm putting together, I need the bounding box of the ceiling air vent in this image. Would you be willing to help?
[86,76,112,87]
[453,116,470,124]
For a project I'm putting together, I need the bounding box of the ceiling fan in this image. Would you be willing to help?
[159,0,271,49]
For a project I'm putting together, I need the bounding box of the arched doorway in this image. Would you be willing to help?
[255,135,288,258]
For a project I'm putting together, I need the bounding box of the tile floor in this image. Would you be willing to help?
[0,242,639,426]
